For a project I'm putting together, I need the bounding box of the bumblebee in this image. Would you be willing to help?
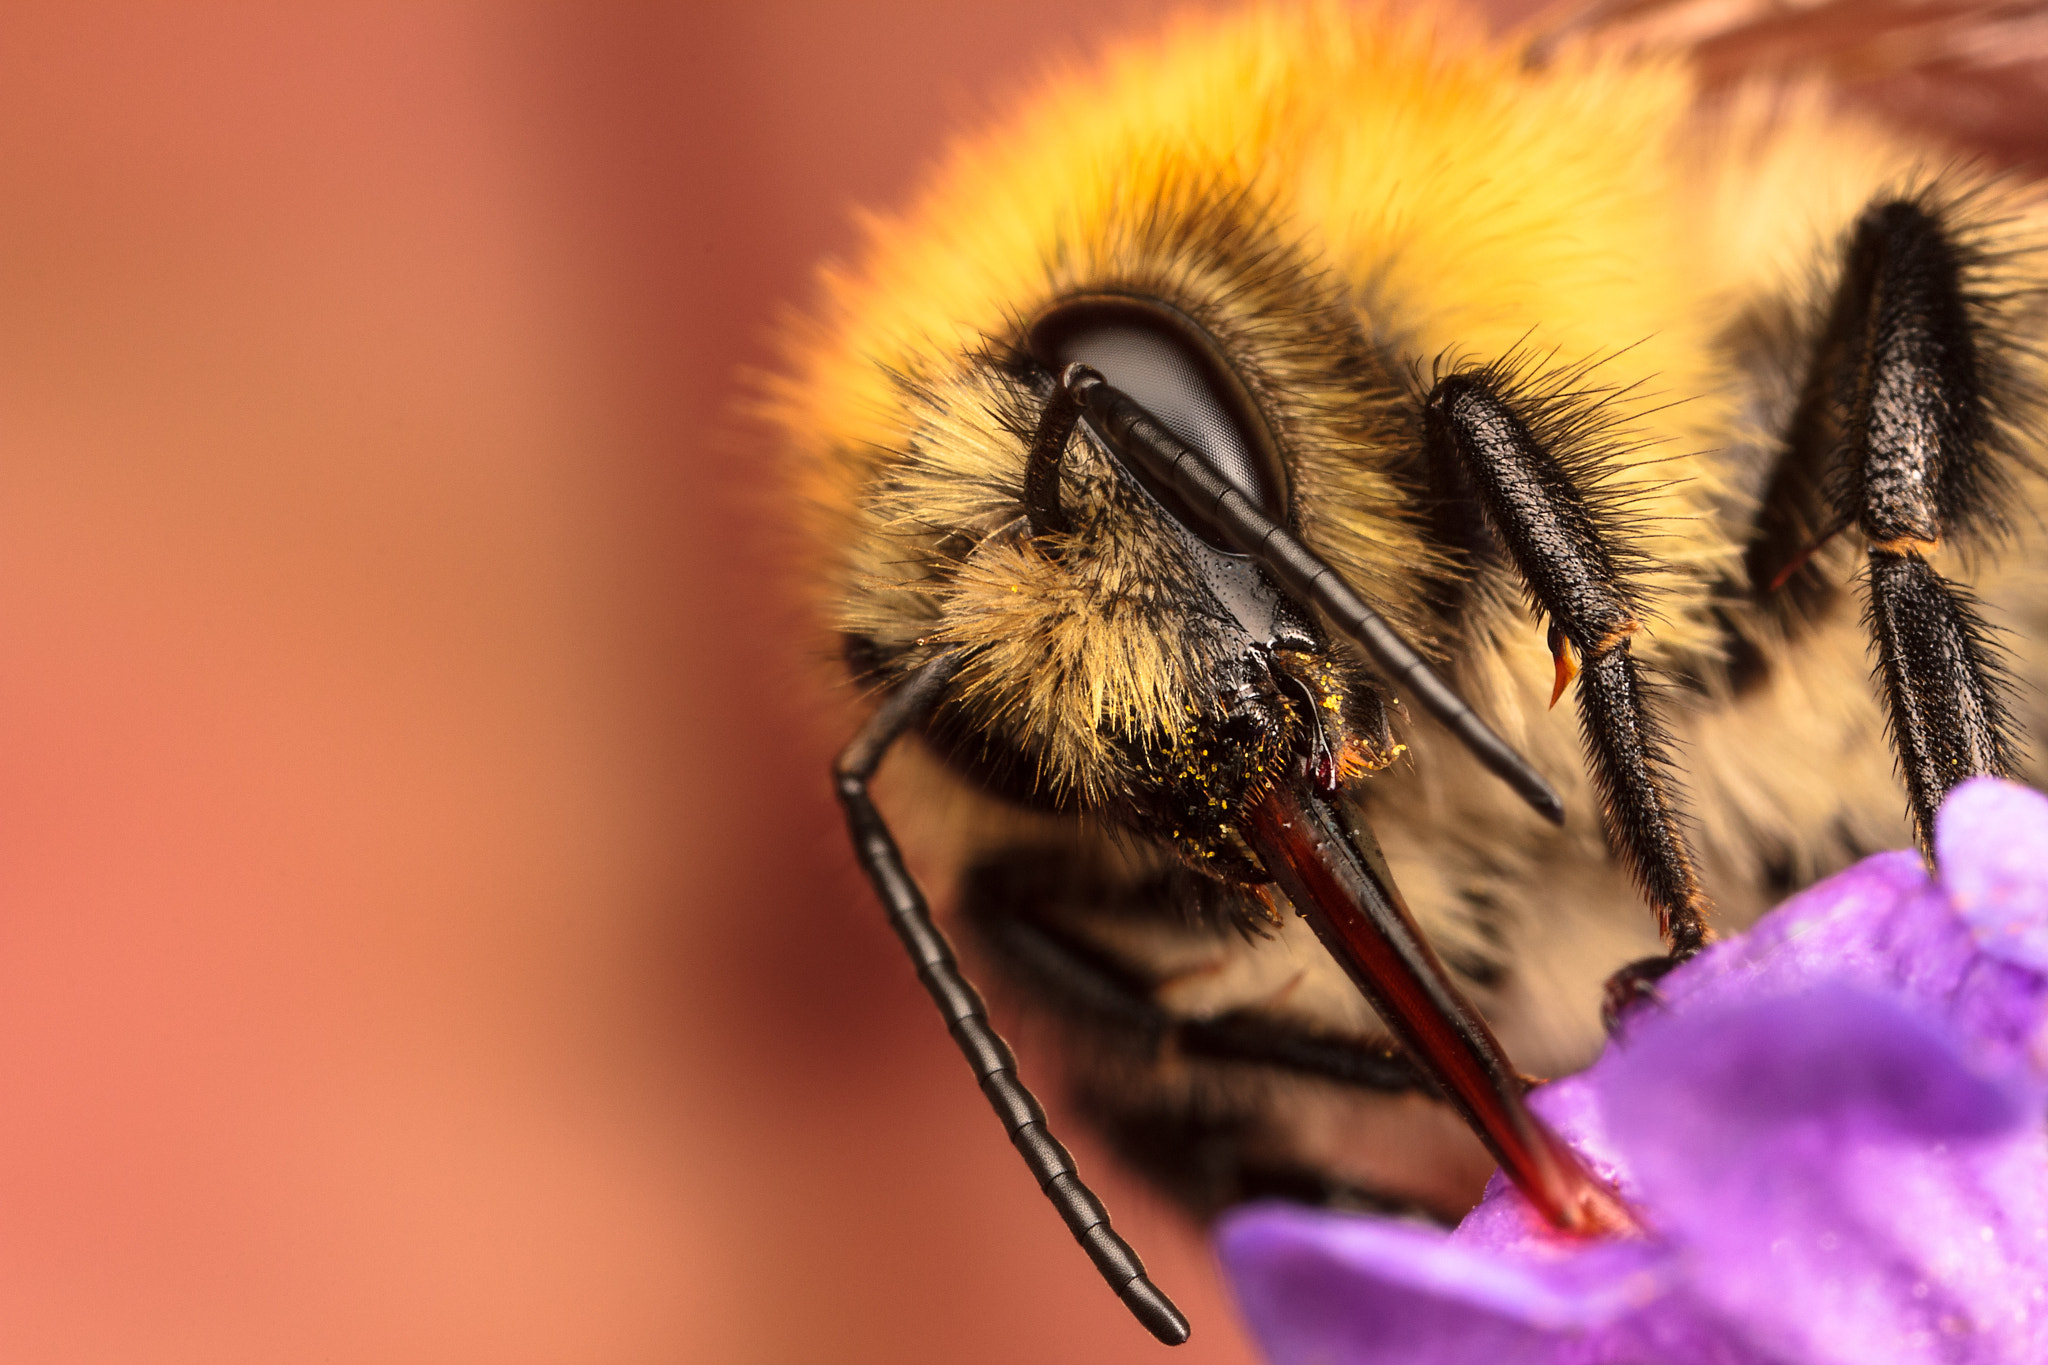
[772,0,2048,1345]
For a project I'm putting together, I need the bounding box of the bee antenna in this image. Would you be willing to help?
[835,644,1193,1345]
[1022,373,1081,539]
[1059,362,1566,825]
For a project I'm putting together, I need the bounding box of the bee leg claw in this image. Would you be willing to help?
[1546,620,1578,709]
[1599,953,1685,1035]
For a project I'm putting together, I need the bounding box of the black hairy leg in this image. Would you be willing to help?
[956,845,1447,1222]
[1829,200,2020,847]
[1422,371,1711,963]
[1741,304,1857,628]
[1073,1094,1446,1225]
[958,847,1431,1095]
[1739,198,2027,847]
[834,650,1190,1346]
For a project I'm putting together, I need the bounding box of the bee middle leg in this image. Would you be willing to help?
[956,844,1453,1222]
[1421,370,1711,1019]
[1747,195,2023,850]
[1825,199,2019,847]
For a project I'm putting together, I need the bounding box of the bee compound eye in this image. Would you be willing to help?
[1027,294,1289,551]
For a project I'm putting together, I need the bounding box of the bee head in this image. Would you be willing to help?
[881,293,1402,880]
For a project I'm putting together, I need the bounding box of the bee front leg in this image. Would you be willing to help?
[1422,371,1713,1012]
[955,846,1449,1222]
[833,650,1190,1346]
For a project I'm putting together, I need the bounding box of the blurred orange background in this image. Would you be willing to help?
[0,3,1545,1362]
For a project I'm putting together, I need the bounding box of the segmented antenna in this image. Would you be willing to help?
[1023,381,1081,540]
[1057,362,1565,825]
[834,647,1192,1346]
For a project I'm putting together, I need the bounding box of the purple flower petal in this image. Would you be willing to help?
[1941,778,2048,974]
[1600,985,2047,1365]
[1605,984,2022,1145]
[1217,779,2048,1365]
[1217,1204,1708,1365]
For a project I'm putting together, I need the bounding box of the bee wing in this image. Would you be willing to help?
[1528,0,2048,169]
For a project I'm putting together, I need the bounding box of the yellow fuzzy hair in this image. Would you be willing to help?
[769,0,2014,821]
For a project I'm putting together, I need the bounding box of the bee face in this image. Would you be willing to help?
[837,194,1436,866]
[929,290,1389,875]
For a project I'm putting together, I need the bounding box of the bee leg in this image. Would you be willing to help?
[834,651,1191,1347]
[1423,373,1712,960]
[956,852,1445,1222]
[959,850,1430,1095]
[1599,957,1678,1034]
[1074,1087,1451,1225]
[1823,199,2020,849]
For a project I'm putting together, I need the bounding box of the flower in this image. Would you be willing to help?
[1217,777,2048,1365]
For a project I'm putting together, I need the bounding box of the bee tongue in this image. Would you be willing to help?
[1244,775,1640,1238]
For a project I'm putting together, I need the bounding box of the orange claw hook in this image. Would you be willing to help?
[1547,621,1579,710]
